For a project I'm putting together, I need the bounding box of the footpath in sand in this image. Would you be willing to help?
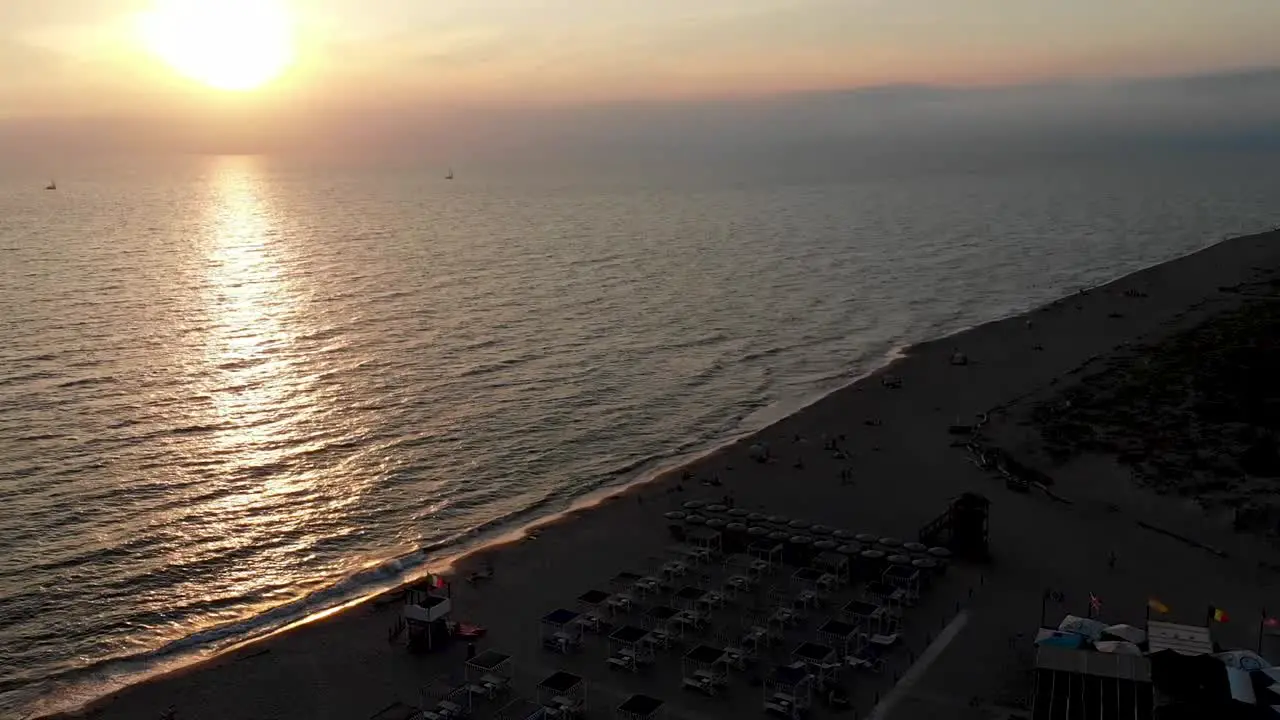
[46,230,1280,720]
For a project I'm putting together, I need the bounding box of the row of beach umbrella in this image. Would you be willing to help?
[663,500,950,573]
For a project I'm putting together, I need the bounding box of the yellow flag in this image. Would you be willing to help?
[1147,598,1170,614]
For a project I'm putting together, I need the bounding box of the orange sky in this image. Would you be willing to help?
[3,1,1280,160]
[4,0,1280,119]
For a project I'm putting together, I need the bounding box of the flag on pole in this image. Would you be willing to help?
[1210,605,1229,623]
[1263,616,1280,634]
[1147,598,1170,615]
[1089,593,1102,615]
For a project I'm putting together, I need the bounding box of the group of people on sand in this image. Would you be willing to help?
[785,433,857,484]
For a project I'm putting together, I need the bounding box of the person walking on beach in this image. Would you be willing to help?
[1107,551,1117,571]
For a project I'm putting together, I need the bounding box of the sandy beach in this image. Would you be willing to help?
[40,229,1280,720]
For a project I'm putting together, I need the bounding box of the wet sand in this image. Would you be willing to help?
[43,230,1280,720]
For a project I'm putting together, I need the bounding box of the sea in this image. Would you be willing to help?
[2,146,1278,716]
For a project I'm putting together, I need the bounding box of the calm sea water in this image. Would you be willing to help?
[1,149,1278,715]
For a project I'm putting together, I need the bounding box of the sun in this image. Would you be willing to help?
[139,0,295,91]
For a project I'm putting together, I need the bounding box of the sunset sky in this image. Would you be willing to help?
[4,1,1280,157]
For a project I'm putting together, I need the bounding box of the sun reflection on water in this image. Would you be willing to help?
[190,156,341,596]
[201,156,296,446]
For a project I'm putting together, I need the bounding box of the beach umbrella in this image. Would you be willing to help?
[685,514,706,525]
[878,537,903,548]
[705,504,728,514]
[766,515,787,525]
[887,554,911,566]
[747,526,769,537]
[726,522,747,533]
[855,533,878,544]
[788,535,813,545]
[728,508,749,518]
[927,547,951,558]
[682,500,706,510]
[903,542,928,553]
[810,524,833,536]
[788,519,812,530]
[747,513,766,523]
[860,549,885,560]
[663,511,686,521]
[911,558,938,572]
[831,530,852,540]
[768,531,790,542]
[705,518,726,529]
[837,542,863,555]
[813,539,838,551]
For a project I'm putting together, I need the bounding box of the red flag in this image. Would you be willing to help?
[1089,593,1102,614]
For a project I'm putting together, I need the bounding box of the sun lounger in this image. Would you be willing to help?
[606,592,635,614]
[869,632,899,647]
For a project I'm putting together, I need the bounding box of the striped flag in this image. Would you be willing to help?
[1209,605,1229,623]
[1147,598,1170,614]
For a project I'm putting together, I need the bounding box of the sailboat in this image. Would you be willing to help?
[445,167,454,181]
[45,180,57,190]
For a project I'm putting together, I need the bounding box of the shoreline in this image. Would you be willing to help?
[29,227,1280,720]
[24,342,913,720]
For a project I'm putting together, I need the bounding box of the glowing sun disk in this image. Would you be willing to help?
[140,0,294,91]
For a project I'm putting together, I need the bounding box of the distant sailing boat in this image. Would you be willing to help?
[445,167,454,181]
[45,179,57,190]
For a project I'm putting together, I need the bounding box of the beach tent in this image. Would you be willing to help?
[540,609,583,654]
[537,671,584,717]
[818,618,863,656]
[763,663,812,720]
[682,644,730,695]
[607,625,654,672]
[465,650,513,698]
[616,694,665,720]
[844,599,891,637]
